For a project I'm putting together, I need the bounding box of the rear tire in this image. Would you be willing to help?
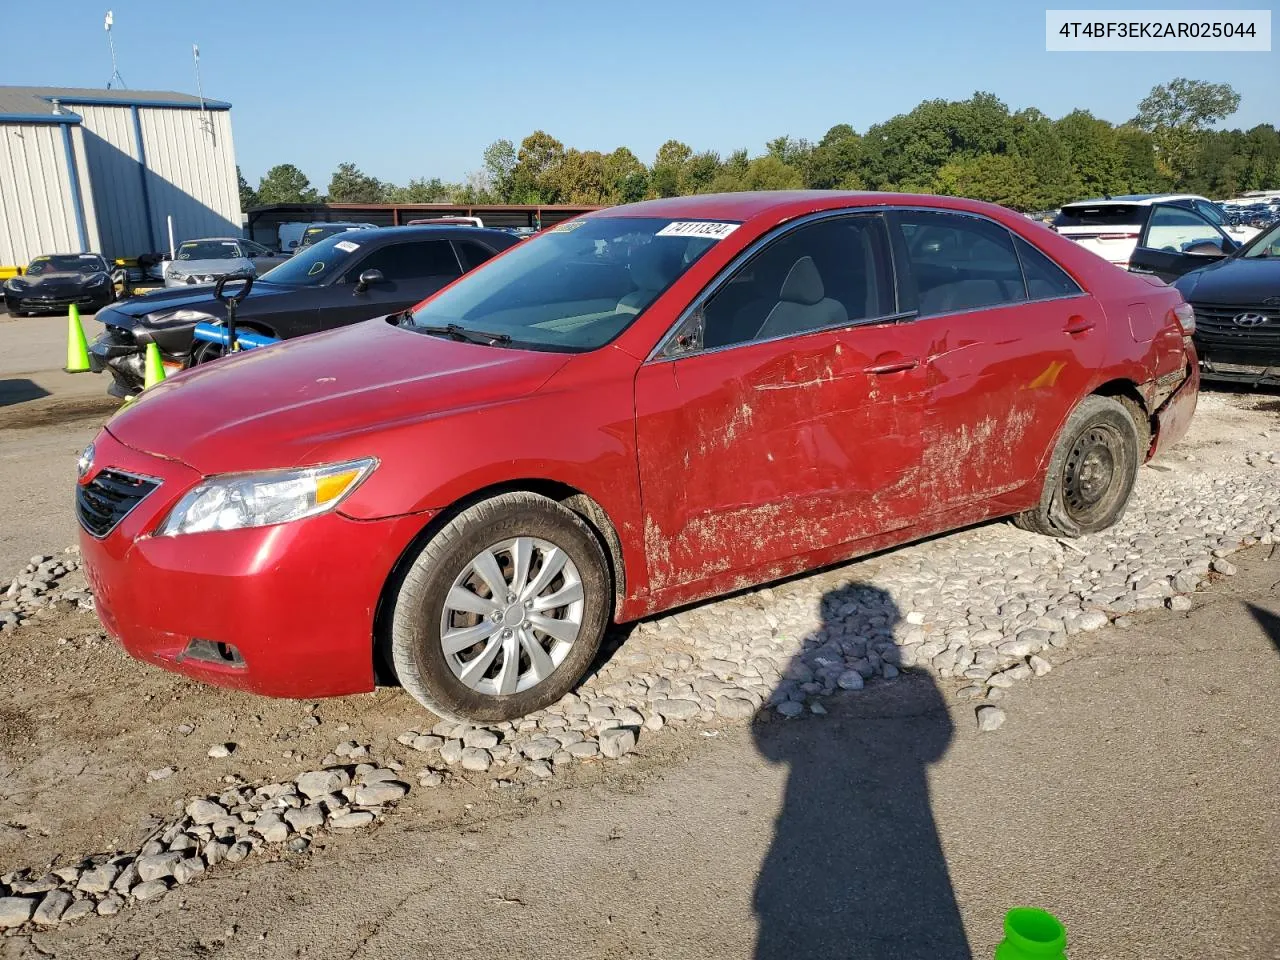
[389,492,611,723]
[1014,395,1141,538]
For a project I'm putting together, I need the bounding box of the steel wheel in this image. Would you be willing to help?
[440,537,584,696]
[1015,394,1142,538]
[1061,424,1122,524]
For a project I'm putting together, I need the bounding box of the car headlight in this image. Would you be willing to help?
[4,278,27,291]
[87,274,108,287]
[157,458,377,536]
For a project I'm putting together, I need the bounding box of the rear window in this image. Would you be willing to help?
[1053,205,1145,229]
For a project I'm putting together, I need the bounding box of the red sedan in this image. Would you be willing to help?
[77,191,1199,722]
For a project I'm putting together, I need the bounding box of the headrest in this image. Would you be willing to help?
[630,242,683,291]
[779,256,824,305]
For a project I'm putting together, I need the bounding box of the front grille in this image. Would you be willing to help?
[1191,302,1280,347]
[76,469,161,538]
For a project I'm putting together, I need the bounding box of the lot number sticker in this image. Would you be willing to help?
[334,240,360,253]
[656,221,740,241]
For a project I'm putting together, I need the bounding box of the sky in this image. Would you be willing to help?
[4,0,1276,190]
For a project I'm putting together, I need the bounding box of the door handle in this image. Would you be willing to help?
[863,357,920,375]
[1063,317,1096,336]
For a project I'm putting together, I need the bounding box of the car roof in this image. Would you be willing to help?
[180,237,242,243]
[583,190,1021,224]
[336,225,514,243]
[1065,193,1206,208]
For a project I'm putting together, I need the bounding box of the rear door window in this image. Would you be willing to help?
[894,211,1027,316]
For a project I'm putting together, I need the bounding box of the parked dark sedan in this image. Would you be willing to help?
[1171,220,1280,386]
[88,226,518,396]
[3,253,115,316]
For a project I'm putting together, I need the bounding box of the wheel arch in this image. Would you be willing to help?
[371,478,628,686]
[1090,377,1154,457]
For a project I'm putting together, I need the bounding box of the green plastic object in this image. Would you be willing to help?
[995,908,1067,959]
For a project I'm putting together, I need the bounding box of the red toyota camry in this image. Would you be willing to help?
[76,191,1199,722]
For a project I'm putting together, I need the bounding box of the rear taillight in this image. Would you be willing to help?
[1172,302,1196,335]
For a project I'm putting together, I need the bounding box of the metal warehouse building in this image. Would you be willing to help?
[0,86,240,270]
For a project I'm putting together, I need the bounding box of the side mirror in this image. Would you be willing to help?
[355,268,384,293]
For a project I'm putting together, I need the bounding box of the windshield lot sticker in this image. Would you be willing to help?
[550,219,585,233]
[656,221,740,241]
[334,240,360,253]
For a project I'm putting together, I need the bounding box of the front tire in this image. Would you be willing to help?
[1015,395,1142,538]
[389,492,611,723]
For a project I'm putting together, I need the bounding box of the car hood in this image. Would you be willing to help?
[168,257,252,274]
[105,319,573,474]
[15,271,104,290]
[1175,256,1280,304]
[101,281,297,323]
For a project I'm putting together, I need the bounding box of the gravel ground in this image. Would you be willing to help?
[0,388,1276,936]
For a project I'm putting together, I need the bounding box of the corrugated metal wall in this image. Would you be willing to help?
[0,123,83,266]
[77,104,148,259]
[137,108,240,247]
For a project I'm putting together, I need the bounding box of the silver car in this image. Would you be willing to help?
[160,238,289,288]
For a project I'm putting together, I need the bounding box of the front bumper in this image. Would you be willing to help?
[77,428,430,698]
[1197,358,1280,387]
[5,289,112,313]
[89,324,191,397]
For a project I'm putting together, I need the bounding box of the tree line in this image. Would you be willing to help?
[239,78,1279,214]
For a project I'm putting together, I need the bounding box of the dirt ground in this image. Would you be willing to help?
[0,388,1276,891]
[4,544,1276,960]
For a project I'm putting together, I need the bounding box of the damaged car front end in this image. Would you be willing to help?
[89,300,217,397]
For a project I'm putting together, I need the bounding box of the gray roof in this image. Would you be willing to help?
[0,85,230,121]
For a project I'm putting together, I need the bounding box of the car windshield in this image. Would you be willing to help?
[26,254,106,275]
[407,216,730,351]
[299,225,354,248]
[177,240,241,261]
[1241,222,1280,259]
[256,232,360,286]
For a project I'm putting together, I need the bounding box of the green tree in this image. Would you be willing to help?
[237,165,257,210]
[934,153,1037,208]
[482,139,517,201]
[650,139,693,197]
[1133,78,1241,185]
[384,177,451,203]
[546,149,610,204]
[511,131,566,203]
[256,164,319,204]
[806,124,863,189]
[603,147,648,203]
[708,154,804,193]
[327,162,386,203]
[683,151,723,193]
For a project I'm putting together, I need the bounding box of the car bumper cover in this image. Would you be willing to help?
[77,429,431,699]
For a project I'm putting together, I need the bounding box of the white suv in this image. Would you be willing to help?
[1052,194,1260,267]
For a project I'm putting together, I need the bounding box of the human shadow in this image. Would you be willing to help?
[752,580,971,959]
[1248,602,1280,655]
